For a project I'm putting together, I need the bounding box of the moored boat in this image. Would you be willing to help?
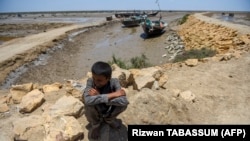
[121,16,144,27]
[141,17,168,36]
[146,11,159,17]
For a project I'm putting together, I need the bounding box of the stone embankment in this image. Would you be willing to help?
[178,12,250,56]
[0,12,250,141]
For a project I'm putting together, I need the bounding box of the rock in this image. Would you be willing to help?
[49,95,84,118]
[185,59,198,67]
[179,90,196,102]
[43,82,62,93]
[19,89,45,113]
[159,73,168,88]
[13,115,45,141]
[112,64,133,87]
[0,103,9,113]
[10,83,33,104]
[133,75,155,90]
[44,116,84,141]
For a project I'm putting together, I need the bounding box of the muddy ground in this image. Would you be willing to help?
[0,11,249,88]
[0,12,191,88]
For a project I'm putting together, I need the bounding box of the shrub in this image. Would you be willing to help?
[108,54,128,69]
[178,14,190,25]
[130,53,151,69]
[173,47,217,62]
[108,53,151,69]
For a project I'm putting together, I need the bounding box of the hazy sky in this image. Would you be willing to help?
[0,0,249,13]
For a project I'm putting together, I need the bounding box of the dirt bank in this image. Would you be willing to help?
[0,16,110,88]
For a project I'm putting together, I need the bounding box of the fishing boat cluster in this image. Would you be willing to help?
[115,11,168,37]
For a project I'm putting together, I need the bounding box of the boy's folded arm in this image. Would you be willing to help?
[83,79,108,105]
[83,79,109,105]
[83,78,129,106]
[84,92,109,105]
[106,96,129,106]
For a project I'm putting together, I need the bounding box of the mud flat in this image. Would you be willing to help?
[0,12,190,88]
[0,11,249,88]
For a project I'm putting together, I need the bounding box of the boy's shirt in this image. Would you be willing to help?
[83,78,129,114]
[95,81,113,115]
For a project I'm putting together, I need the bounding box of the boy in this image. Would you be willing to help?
[83,61,129,140]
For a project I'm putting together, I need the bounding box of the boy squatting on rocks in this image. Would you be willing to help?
[83,61,129,139]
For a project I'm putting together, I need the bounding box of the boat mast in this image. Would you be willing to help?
[155,0,161,11]
[155,0,162,20]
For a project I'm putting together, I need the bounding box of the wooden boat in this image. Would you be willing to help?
[121,16,143,27]
[146,11,159,17]
[141,17,168,36]
[115,12,142,18]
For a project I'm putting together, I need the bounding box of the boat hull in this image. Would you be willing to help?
[122,20,141,27]
[121,16,143,27]
[141,20,167,36]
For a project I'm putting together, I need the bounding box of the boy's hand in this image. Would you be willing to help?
[107,89,126,100]
[88,88,99,96]
[115,89,126,97]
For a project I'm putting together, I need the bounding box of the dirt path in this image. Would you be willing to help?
[0,21,106,63]
[196,12,250,35]
[0,18,109,86]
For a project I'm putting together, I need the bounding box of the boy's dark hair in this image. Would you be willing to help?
[91,61,112,78]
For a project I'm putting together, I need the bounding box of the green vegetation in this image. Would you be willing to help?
[173,47,217,63]
[108,54,128,69]
[178,14,190,25]
[108,53,151,69]
[130,53,151,69]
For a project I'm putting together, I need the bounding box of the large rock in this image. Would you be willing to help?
[112,64,133,87]
[0,95,10,113]
[12,115,45,141]
[133,75,155,90]
[121,88,192,124]
[44,116,84,141]
[130,67,163,90]
[65,79,86,102]
[10,83,33,104]
[49,95,84,118]
[19,89,45,113]
[43,82,62,93]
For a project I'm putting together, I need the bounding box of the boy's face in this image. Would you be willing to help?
[92,74,110,88]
